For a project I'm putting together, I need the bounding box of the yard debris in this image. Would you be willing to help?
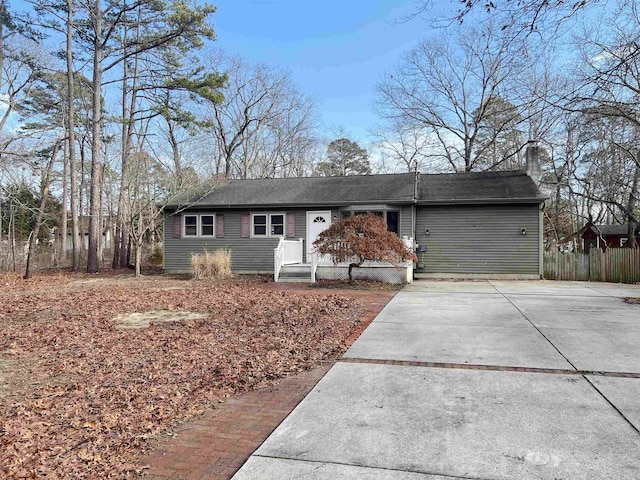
[622,297,640,305]
[0,273,365,478]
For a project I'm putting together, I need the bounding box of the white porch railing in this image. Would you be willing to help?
[310,250,318,283]
[274,237,304,282]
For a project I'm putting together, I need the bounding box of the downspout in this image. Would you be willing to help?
[412,170,419,243]
[539,201,544,279]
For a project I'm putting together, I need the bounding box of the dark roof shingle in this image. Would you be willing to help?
[167,171,544,208]
[418,171,543,203]
[168,173,416,207]
[594,224,635,236]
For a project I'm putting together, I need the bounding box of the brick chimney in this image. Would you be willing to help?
[525,140,540,185]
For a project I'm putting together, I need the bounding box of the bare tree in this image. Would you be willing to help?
[203,54,316,179]
[373,120,437,173]
[376,22,530,172]
[567,3,640,246]
[24,135,62,279]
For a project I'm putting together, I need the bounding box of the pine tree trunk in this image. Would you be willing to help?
[66,0,81,271]
[87,0,103,274]
[60,138,69,263]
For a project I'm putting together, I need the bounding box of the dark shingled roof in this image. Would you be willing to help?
[167,171,544,208]
[593,224,636,236]
[168,173,417,207]
[418,171,544,204]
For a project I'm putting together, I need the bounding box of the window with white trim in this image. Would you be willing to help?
[183,214,216,237]
[252,213,285,237]
[621,237,629,247]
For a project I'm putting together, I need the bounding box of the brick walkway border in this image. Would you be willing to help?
[140,286,397,479]
[141,363,332,480]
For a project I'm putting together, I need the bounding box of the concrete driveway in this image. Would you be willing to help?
[233,281,640,480]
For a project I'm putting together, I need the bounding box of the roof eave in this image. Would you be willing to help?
[164,198,415,209]
[417,197,546,205]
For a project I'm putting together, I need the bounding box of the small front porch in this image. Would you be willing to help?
[274,237,414,284]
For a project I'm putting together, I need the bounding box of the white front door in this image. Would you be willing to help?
[307,211,332,263]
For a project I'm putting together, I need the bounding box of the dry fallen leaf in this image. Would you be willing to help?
[0,272,365,478]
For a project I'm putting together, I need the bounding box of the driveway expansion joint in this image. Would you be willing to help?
[339,357,640,377]
[488,280,640,437]
[487,280,580,370]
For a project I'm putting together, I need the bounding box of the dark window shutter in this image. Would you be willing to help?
[286,212,296,238]
[172,215,182,238]
[216,214,224,238]
[241,213,250,238]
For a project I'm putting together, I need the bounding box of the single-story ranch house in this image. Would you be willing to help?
[163,144,545,282]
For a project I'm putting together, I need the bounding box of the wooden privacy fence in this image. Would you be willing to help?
[544,249,640,283]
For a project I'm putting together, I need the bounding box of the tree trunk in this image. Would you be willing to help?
[66,0,81,270]
[113,7,142,269]
[87,0,103,273]
[9,201,16,272]
[135,240,142,277]
[347,261,363,283]
[60,137,69,262]
[25,140,60,279]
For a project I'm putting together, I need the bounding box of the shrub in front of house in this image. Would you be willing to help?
[191,249,232,279]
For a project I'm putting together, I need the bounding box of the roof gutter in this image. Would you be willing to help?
[416,197,547,205]
[164,199,415,209]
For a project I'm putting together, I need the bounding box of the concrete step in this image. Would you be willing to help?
[280,264,311,274]
[277,277,313,283]
[277,264,313,282]
[279,271,312,279]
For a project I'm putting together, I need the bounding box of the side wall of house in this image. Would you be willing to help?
[164,207,347,273]
[163,208,307,273]
[163,204,414,274]
[414,203,541,276]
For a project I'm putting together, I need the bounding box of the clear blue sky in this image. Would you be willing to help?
[211,0,442,143]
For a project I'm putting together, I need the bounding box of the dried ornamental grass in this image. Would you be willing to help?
[191,249,232,279]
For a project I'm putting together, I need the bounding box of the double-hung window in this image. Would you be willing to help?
[183,214,216,237]
[252,213,285,237]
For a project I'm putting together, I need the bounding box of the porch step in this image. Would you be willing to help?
[280,264,311,273]
[278,264,312,282]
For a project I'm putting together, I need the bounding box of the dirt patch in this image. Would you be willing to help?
[114,310,207,329]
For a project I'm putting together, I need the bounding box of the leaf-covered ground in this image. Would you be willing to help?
[0,272,367,478]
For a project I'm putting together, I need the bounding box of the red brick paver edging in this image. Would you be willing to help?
[141,364,332,480]
[140,285,397,480]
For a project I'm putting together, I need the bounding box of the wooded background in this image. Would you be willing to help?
[0,0,638,277]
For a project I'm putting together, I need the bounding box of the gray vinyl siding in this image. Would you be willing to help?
[414,204,541,275]
[400,205,414,238]
[163,207,339,273]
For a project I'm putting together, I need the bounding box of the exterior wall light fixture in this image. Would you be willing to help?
[425,229,430,236]
[521,228,527,235]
